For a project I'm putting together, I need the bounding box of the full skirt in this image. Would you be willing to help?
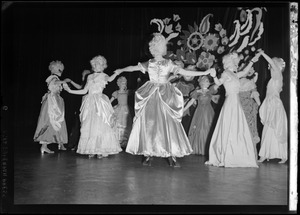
[126,82,193,157]
[206,94,258,167]
[77,93,122,155]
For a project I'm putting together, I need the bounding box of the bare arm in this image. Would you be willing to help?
[107,73,119,82]
[183,98,196,113]
[64,78,82,89]
[260,52,282,80]
[110,92,117,103]
[114,64,146,75]
[177,67,214,77]
[237,52,262,79]
[63,82,88,95]
[110,97,116,103]
[54,79,66,85]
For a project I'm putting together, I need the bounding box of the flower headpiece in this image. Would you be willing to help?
[49,60,64,74]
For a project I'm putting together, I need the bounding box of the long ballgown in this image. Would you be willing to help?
[76,73,122,155]
[125,59,193,157]
[34,75,68,145]
[206,71,258,167]
[188,86,217,155]
[258,78,288,160]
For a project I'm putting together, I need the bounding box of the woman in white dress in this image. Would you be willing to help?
[257,51,288,164]
[113,33,215,167]
[33,60,68,153]
[63,55,122,159]
[205,52,261,167]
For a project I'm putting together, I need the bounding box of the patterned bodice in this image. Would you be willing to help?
[87,73,108,94]
[146,59,178,84]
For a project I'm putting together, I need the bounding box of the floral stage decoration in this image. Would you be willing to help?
[151,7,268,77]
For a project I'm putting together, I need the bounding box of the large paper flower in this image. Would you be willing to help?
[187,32,204,51]
[202,33,219,51]
[196,51,215,69]
[179,23,203,51]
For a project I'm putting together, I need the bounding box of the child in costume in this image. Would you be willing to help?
[110,76,133,149]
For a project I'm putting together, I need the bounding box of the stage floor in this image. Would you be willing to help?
[12,145,289,212]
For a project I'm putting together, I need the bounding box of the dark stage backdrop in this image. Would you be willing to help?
[1,2,290,149]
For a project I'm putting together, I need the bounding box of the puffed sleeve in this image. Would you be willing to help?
[103,73,110,81]
[83,75,93,90]
[46,75,59,85]
[169,60,181,75]
[138,61,149,74]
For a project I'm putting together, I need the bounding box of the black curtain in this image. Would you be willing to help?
[1,2,290,149]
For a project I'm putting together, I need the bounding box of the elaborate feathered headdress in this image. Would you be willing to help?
[150,14,182,43]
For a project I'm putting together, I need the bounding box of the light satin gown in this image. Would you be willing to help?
[77,73,122,155]
[125,59,193,158]
[206,71,258,167]
[258,78,288,160]
[33,75,68,144]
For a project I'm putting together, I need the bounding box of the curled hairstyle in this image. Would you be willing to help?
[222,52,239,69]
[90,55,108,72]
[149,33,167,56]
[272,57,286,72]
[198,75,211,85]
[117,76,127,88]
[49,60,64,74]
